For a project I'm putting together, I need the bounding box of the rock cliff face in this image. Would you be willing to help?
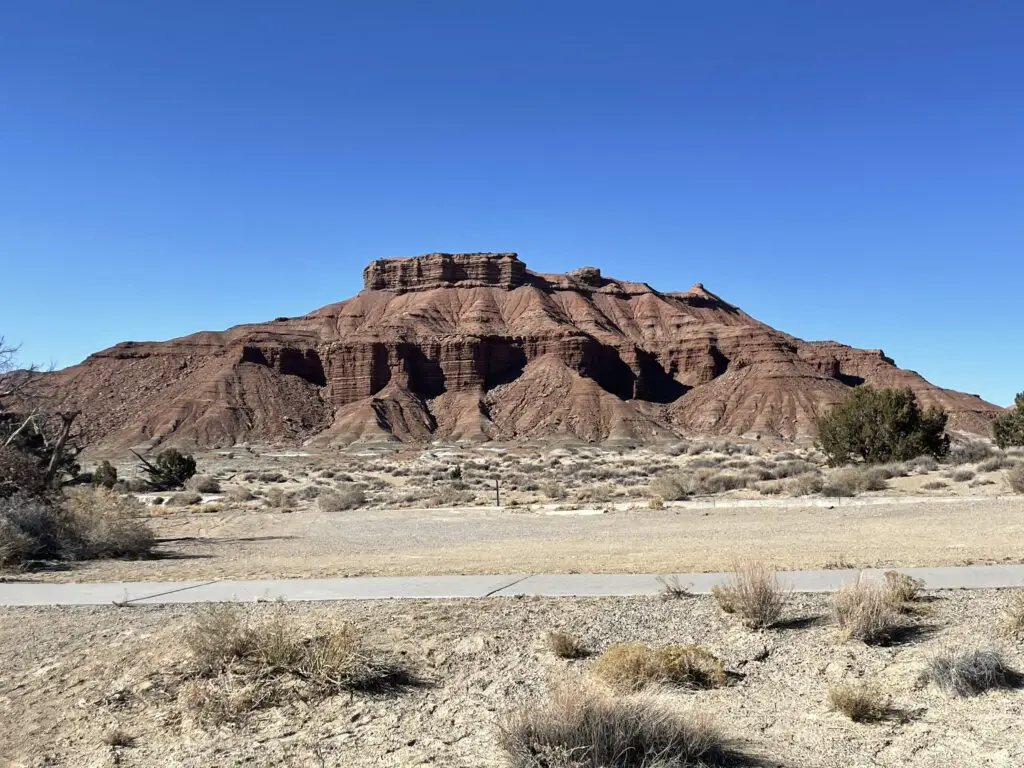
[33,253,1002,449]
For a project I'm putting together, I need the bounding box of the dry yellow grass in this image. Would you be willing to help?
[591,643,726,692]
[500,682,731,768]
[712,560,787,629]
[827,682,889,722]
[832,583,905,645]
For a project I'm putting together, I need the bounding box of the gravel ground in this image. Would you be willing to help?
[13,497,1024,584]
[1,590,1023,767]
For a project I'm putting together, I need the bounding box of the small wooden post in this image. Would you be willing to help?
[494,478,500,507]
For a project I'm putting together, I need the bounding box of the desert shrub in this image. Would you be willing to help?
[874,462,909,479]
[827,682,888,722]
[102,727,133,747]
[499,683,731,768]
[1000,594,1024,639]
[91,460,118,489]
[540,481,568,500]
[711,560,786,629]
[60,488,154,559]
[921,480,948,491]
[592,644,725,692]
[978,455,1015,472]
[943,469,975,482]
[140,448,197,490]
[993,393,1024,449]
[265,487,295,509]
[318,486,366,512]
[770,460,818,479]
[947,441,994,465]
[818,387,949,466]
[548,632,586,659]
[647,496,665,509]
[1009,465,1024,494]
[831,583,905,645]
[168,491,203,506]
[884,571,925,605]
[822,466,888,497]
[922,648,1018,697]
[181,605,410,723]
[786,472,824,496]
[906,455,939,474]
[648,472,691,501]
[185,475,220,493]
[0,446,48,499]
[259,471,285,483]
[657,575,691,600]
[226,485,254,502]
[0,488,153,566]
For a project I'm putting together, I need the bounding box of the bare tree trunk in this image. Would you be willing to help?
[44,411,79,486]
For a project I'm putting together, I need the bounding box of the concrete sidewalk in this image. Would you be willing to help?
[2,564,1024,607]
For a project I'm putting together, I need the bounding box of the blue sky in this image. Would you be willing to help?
[1,1,1021,405]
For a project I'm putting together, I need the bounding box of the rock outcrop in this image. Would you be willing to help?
[28,252,1003,449]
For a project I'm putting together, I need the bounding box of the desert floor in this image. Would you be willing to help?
[12,496,1024,584]
[2,590,1023,767]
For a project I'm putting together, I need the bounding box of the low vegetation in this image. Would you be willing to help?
[922,648,1019,697]
[827,682,889,722]
[180,604,411,723]
[0,487,154,567]
[318,485,367,512]
[993,393,1024,449]
[592,644,726,692]
[1009,465,1024,494]
[831,583,906,645]
[884,570,925,606]
[547,631,586,659]
[817,387,950,466]
[500,683,733,768]
[1000,594,1024,639]
[711,560,786,629]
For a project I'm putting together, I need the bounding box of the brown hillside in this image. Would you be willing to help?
[31,252,1001,450]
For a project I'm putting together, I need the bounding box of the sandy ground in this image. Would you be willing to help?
[1,590,1023,767]
[9,497,1024,584]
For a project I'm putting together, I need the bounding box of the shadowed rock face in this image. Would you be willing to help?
[28,252,1003,449]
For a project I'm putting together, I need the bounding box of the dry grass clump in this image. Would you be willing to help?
[185,475,220,493]
[500,683,733,768]
[711,560,786,629]
[786,471,824,496]
[1000,593,1024,639]
[102,726,134,747]
[540,481,568,500]
[920,480,948,491]
[906,455,939,474]
[592,644,725,692]
[946,441,994,465]
[827,682,889,722]
[821,466,888,497]
[657,575,692,600]
[225,485,254,502]
[180,604,410,723]
[884,570,925,605]
[648,472,691,501]
[548,632,586,659]
[922,648,1019,697]
[318,485,367,512]
[831,583,905,645]
[1,489,155,566]
[943,469,975,482]
[265,487,295,510]
[1009,465,1024,494]
[978,455,1015,473]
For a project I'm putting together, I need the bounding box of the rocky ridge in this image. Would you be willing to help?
[32,252,1002,449]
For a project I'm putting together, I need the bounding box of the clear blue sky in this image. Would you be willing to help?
[1,1,1021,405]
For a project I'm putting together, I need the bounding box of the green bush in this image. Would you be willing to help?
[91,460,118,489]
[993,393,1024,449]
[137,448,197,490]
[817,387,949,466]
